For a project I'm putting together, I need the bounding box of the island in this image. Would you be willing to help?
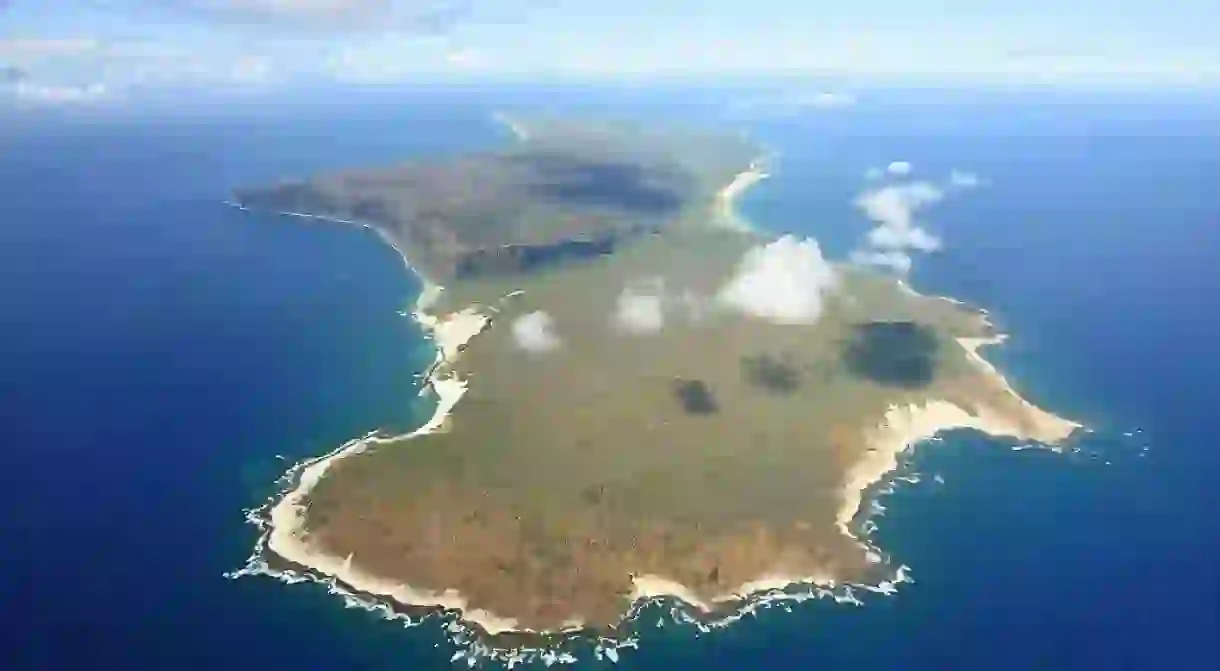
[233,116,1080,644]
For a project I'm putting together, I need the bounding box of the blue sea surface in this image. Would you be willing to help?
[1,87,1217,670]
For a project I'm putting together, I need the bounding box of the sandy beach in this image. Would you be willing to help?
[413,306,490,363]
[243,132,1082,641]
[712,572,840,604]
[629,572,841,620]
[258,294,869,637]
[260,304,529,636]
[836,336,1082,538]
[957,335,1082,443]
[492,111,530,143]
[630,574,714,613]
[714,161,769,231]
[256,287,1081,640]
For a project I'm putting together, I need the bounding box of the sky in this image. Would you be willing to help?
[2,0,1219,105]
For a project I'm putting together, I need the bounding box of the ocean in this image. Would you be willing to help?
[2,85,1217,669]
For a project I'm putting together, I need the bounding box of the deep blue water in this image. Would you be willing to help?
[2,87,1218,670]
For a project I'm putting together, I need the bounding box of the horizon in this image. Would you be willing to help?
[2,9,1219,669]
[3,80,1216,132]
[2,1,1219,110]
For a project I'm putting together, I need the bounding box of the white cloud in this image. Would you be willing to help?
[855,181,944,229]
[854,181,944,251]
[853,165,984,278]
[326,41,416,83]
[612,282,665,334]
[949,170,983,188]
[324,35,478,82]
[0,38,100,59]
[866,222,942,251]
[225,55,274,84]
[679,290,710,322]
[511,310,560,353]
[717,235,838,325]
[850,249,913,275]
[0,36,285,100]
[801,91,856,109]
[849,180,952,274]
[208,0,387,18]
[903,227,942,252]
[3,11,1218,90]
[445,47,487,69]
[12,81,107,104]
[192,0,471,32]
[726,89,856,118]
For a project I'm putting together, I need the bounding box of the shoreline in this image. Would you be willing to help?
[242,222,878,638]
[259,304,528,632]
[836,334,1083,539]
[491,111,530,143]
[234,129,1083,646]
[713,159,769,232]
[241,211,1081,642]
[224,201,440,312]
[251,323,1079,641]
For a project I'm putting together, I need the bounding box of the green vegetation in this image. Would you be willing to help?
[248,117,1067,639]
[233,117,757,283]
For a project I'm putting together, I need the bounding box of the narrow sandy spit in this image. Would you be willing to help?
[714,160,770,232]
[491,111,530,143]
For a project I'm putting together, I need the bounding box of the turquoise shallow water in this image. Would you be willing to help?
[1,86,1217,669]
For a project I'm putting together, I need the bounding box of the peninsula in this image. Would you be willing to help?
[234,116,1079,642]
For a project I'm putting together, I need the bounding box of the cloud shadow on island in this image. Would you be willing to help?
[518,153,686,215]
[671,378,719,415]
[842,320,940,389]
[741,353,803,394]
